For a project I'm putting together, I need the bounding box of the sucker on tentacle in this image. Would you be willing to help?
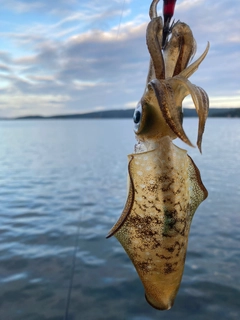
[107,0,209,310]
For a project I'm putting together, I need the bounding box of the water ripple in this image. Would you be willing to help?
[0,119,239,319]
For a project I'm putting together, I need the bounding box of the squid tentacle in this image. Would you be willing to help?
[149,0,160,19]
[163,25,181,78]
[163,22,196,78]
[168,76,209,152]
[172,22,196,76]
[179,42,210,79]
[146,17,165,80]
[150,78,193,147]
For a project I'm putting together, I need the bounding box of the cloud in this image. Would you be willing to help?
[0,0,240,117]
[0,0,79,14]
[0,51,12,64]
[0,63,10,73]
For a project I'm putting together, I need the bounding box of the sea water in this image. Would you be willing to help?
[0,118,239,320]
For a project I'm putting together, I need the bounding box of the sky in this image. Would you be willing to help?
[0,0,239,117]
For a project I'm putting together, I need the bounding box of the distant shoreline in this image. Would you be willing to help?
[1,107,240,120]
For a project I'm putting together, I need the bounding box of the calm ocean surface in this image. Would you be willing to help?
[0,118,240,320]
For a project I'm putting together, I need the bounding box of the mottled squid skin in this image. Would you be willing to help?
[108,137,207,309]
[107,0,209,310]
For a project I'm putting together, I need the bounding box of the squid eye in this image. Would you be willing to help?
[133,103,142,131]
[134,110,141,123]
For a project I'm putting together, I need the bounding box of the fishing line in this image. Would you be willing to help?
[63,217,81,320]
[103,0,125,109]
[64,1,125,319]
[117,0,126,39]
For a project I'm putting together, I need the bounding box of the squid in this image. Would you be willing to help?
[107,0,209,310]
